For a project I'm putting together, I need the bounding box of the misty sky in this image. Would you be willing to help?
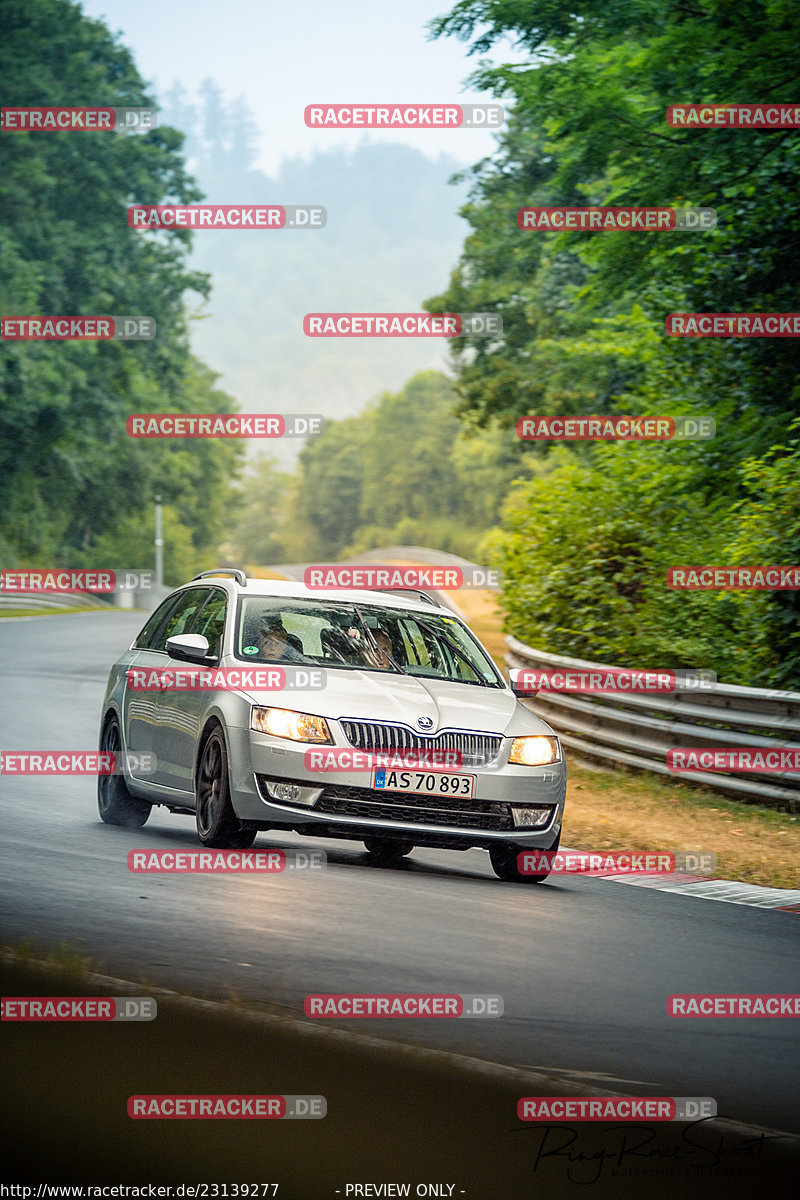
[73,0,528,464]
[80,0,523,174]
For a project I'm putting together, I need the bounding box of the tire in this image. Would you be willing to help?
[363,837,414,864]
[490,830,561,884]
[97,715,151,828]
[195,725,257,849]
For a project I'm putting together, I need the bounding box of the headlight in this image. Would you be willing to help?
[251,707,332,744]
[508,735,561,766]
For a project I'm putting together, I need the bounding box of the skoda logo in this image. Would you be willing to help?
[417,716,434,730]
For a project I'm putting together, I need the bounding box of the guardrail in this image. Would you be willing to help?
[0,591,111,611]
[505,635,800,810]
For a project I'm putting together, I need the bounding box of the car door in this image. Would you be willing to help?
[124,592,184,782]
[153,587,229,795]
[131,586,213,792]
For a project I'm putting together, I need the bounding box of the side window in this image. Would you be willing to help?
[133,595,182,651]
[190,589,228,657]
[152,588,212,654]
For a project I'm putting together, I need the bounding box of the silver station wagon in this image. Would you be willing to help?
[98,570,566,882]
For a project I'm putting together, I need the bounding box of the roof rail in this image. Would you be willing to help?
[369,587,445,608]
[191,568,248,587]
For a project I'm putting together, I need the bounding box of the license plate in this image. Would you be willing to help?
[372,768,476,799]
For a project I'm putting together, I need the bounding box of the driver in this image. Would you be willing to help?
[365,627,409,670]
[365,628,396,669]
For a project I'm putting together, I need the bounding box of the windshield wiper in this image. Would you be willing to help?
[430,630,498,687]
[352,605,405,674]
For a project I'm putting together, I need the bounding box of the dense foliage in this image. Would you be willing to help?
[0,0,240,582]
[426,0,800,686]
[230,371,528,565]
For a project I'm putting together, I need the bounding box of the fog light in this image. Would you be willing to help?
[511,806,553,828]
[264,780,302,803]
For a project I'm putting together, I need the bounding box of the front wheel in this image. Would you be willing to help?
[490,832,560,884]
[363,837,414,865]
[97,715,151,827]
[195,726,257,849]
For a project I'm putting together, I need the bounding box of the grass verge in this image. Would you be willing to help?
[0,606,104,617]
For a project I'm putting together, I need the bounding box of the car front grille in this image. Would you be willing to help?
[313,783,514,832]
[340,720,502,767]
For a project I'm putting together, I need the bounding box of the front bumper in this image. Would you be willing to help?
[227,726,566,847]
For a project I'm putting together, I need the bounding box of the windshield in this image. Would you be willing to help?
[234,598,503,687]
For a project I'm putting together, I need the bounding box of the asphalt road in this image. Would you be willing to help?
[1,612,798,1136]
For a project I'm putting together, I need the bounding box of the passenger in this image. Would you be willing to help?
[257,616,304,662]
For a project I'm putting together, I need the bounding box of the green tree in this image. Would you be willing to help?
[279,371,531,562]
[226,456,292,566]
[723,421,800,686]
[0,0,241,570]
[426,0,800,683]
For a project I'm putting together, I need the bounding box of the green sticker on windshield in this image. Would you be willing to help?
[243,645,259,655]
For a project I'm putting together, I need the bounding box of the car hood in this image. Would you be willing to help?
[241,668,551,737]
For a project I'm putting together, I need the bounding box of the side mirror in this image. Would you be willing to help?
[165,633,212,663]
[508,667,540,697]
